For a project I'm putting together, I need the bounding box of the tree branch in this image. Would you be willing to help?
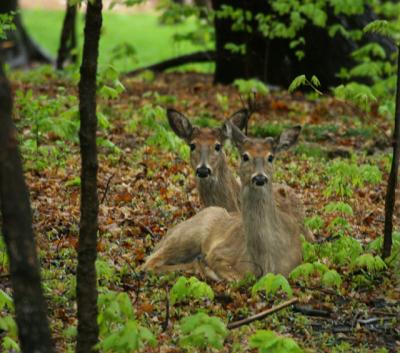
[125,50,216,77]
[227,297,299,329]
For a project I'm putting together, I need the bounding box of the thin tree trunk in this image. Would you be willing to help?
[0,63,54,353]
[56,2,77,70]
[383,46,400,259]
[76,0,102,352]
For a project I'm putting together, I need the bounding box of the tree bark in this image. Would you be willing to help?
[56,2,77,70]
[211,0,248,84]
[383,46,400,259]
[76,0,102,352]
[0,0,53,67]
[0,63,54,353]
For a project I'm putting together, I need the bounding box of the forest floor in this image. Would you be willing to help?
[0,68,399,352]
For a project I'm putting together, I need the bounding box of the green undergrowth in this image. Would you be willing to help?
[0,67,399,352]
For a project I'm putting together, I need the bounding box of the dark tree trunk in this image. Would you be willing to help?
[211,0,248,84]
[56,2,77,70]
[0,63,54,353]
[211,2,395,88]
[383,46,400,259]
[0,0,53,67]
[76,0,102,352]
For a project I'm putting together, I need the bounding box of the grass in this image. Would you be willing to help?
[22,9,211,72]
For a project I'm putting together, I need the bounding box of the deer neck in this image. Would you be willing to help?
[241,183,282,275]
[197,153,240,212]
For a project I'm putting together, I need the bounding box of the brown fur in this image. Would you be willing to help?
[142,126,309,279]
[166,109,314,242]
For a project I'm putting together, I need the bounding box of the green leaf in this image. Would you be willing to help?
[170,276,214,306]
[2,336,20,352]
[249,330,304,353]
[321,269,342,288]
[179,312,227,349]
[64,176,81,187]
[310,75,321,87]
[304,216,324,231]
[252,273,293,297]
[0,290,13,311]
[288,74,307,92]
[364,20,395,40]
[233,78,269,95]
[352,254,387,272]
[324,201,353,215]
[289,263,314,281]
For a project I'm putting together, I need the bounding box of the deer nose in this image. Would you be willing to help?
[252,174,268,186]
[196,166,211,178]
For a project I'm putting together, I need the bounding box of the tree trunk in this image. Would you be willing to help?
[56,2,77,70]
[383,46,400,259]
[0,0,53,67]
[76,0,102,352]
[211,0,248,84]
[0,63,54,353]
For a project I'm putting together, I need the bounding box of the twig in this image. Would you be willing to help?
[121,257,141,305]
[293,304,331,318]
[227,297,299,329]
[137,221,156,238]
[100,172,115,204]
[162,288,170,332]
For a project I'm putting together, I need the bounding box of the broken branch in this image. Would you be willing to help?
[227,297,299,329]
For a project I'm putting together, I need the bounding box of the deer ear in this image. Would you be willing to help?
[220,109,249,142]
[274,125,301,153]
[222,120,247,149]
[167,108,193,142]
[229,108,250,131]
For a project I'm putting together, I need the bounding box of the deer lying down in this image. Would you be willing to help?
[142,124,305,279]
[167,109,314,241]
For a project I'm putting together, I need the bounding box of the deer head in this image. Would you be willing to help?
[167,108,249,179]
[223,121,301,189]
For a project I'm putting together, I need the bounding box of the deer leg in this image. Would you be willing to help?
[204,251,241,281]
[151,262,198,274]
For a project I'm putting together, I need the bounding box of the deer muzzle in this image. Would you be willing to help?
[196,166,211,178]
[252,174,268,186]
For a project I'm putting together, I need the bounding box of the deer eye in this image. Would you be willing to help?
[268,155,274,163]
[215,143,222,152]
[242,153,249,162]
[189,143,196,151]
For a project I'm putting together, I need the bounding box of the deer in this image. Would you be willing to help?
[142,123,306,279]
[167,109,314,241]
[167,108,248,213]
